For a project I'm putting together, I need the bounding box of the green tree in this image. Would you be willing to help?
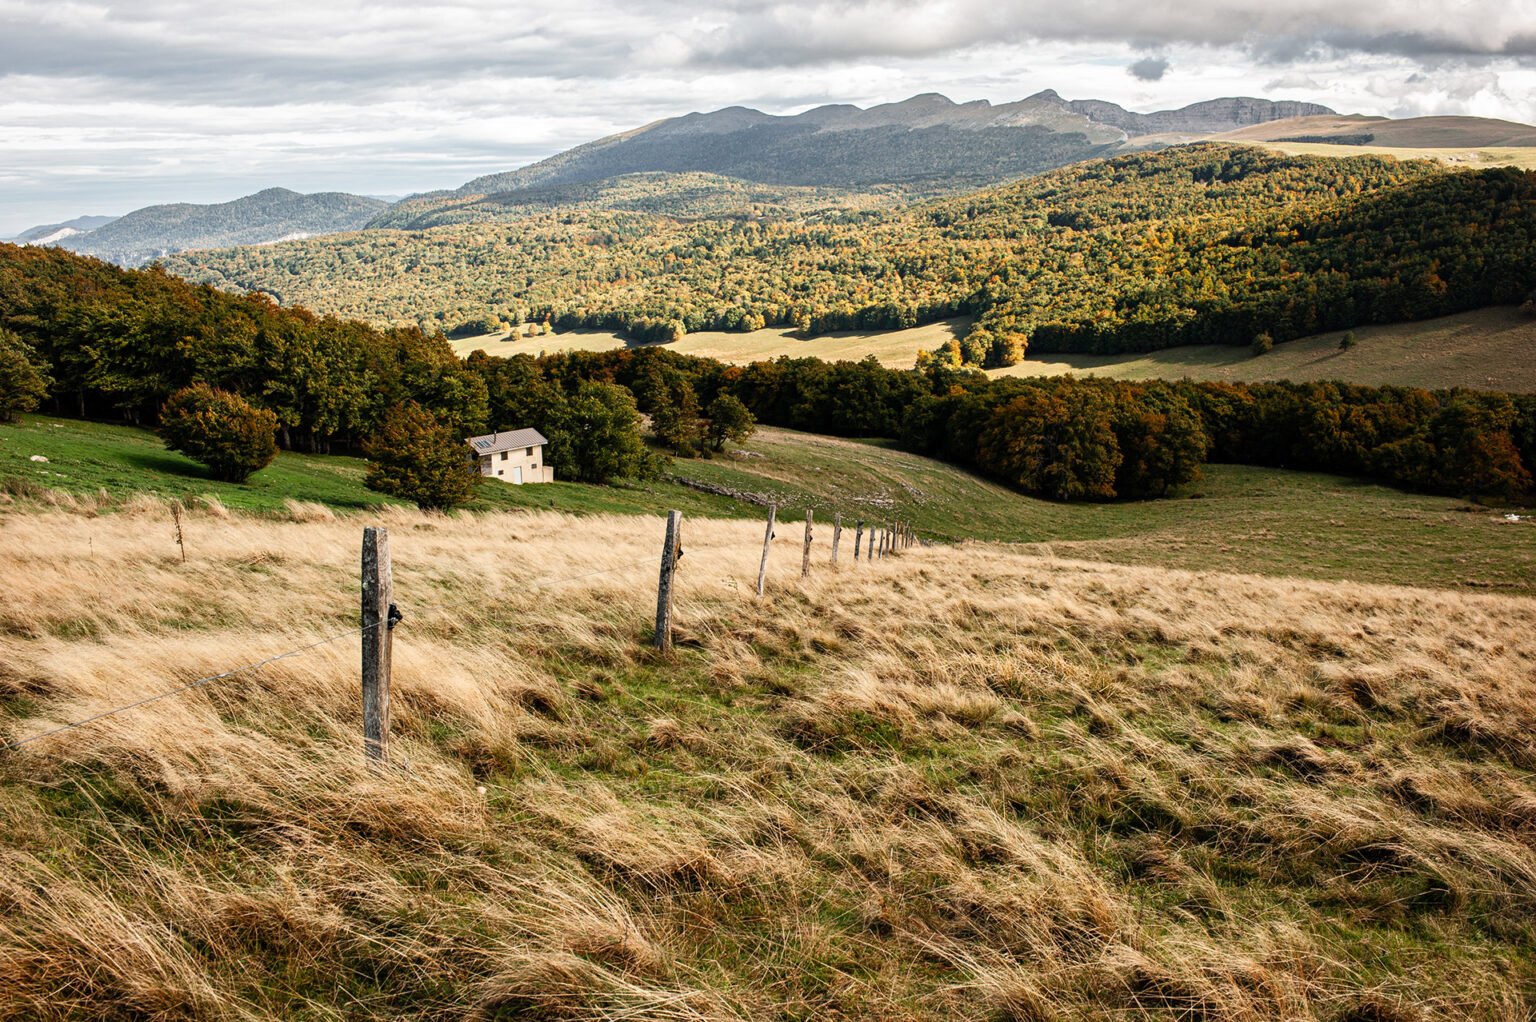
[0,328,50,422]
[651,380,704,456]
[556,381,663,483]
[704,393,755,452]
[977,386,1121,501]
[363,402,479,510]
[159,384,279,483]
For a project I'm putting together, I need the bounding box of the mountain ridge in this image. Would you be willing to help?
[454,91,1336,196]
[51,187,387,267]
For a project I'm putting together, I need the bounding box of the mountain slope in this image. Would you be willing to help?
[456,92,1334,196]
[9,215,120,245]
[56,188,387,266]
[1219,113,1536,148]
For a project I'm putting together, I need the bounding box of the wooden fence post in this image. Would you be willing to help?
[854,521,864,561]
[654,510,682,652]
[756,503,777,597]
[868,525,877,560]
[831,514,842,566]
[361,526,394,764]
[801,509,814,579]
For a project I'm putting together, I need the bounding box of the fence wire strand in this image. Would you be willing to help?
[3,546,701,752]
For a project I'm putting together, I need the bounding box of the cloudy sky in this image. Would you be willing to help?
[3,0,1535,235]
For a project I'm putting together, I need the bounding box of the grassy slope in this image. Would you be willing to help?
[995,306,1536,392]
[1,507,1534,1020]
[4,414,1532,595]
[1253,142,1536,171]
[0,414,756,520]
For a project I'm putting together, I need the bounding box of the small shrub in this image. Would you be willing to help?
[1250,332,1274,356]
[1339,331,1357,350]
[159,384,279,483]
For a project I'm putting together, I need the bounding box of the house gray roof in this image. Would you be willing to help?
[467,428,548,456]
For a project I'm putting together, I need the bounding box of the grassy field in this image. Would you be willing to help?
[4,414,1532,595]
[0,414,765,520]
[1,504,1534,1019]
[450,319,974,366]
[1253,141,1536,171]
[455,307,1536,395]
[993,306,1536,392]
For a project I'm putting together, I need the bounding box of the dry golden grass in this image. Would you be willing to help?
[1,498,1534,1019]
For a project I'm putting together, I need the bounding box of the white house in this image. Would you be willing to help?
[467,428,554,484]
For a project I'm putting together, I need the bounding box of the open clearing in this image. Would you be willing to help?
[1252,142,1536,171]
[993,306,1536,392]
[1,503,1534,1019]
[455,307,1536,394]
[4,414,1532,595]
[450,318,973,366]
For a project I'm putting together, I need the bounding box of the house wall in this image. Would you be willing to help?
[479,445,554,484]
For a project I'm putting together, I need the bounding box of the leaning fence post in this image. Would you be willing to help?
[801,509,814,579]
[361,527,394,764]
[831,513,842,566]
[854,520,865,561]
[756,503,777,597]
[654,510,682,652]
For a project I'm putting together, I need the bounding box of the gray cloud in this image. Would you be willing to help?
[1128,57,1170,81]
[675,2,1536,68]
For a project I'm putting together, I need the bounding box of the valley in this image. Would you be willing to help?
[5,64,1536,1022]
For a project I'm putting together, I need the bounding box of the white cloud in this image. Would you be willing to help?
[1,0,1534,235]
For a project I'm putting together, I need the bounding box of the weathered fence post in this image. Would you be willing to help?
[878,527,886,559]
[361,527,394,764]
[756,503,777,597]
[854,521,865,561]
[831,514,842,566]
[654,510,682,652]
[868,525,877,560]
[801,509,814,579]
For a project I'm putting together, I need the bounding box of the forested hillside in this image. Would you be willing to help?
[163,147,1536,361]
[367,172,898,231]
[6,238,1533,506]
[57,188,387,267]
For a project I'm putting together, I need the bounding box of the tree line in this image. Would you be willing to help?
[3,241,1532,507]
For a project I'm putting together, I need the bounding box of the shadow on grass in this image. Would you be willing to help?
[118,448,211,480]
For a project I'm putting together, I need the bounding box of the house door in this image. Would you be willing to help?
[513,466,523,484]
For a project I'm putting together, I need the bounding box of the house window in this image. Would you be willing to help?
[501,451,508,460]
[526,447,533,456]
